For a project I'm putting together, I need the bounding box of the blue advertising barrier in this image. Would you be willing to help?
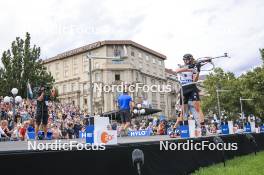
[260,125,264,133]
[27,132,35,140]
[85,125,94,144]
[180,125,189,138]
[244,122,251,133]
[221,124,229,134]
[47,131,53,140]
[128,130,151,137]
[27,131,52,140]
[79,131,86,138]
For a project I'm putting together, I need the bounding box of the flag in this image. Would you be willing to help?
[27,82,33,99]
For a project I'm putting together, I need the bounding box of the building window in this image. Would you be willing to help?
[73,67,78,75]
[83,83,87,90]
[63,85,67,93]
[94,63,99,69]
[64,70,69,78]
[83,54,88,62]
[136,72,139,81]
[115,74,120,81]
[71,83,75,91]
[73,57,78,65]
[96,90,101,97]
[152,58,156,64]
[160,94,165,102]
[142,92,148,99]
[138,52,142,58]
[83,64,88,72]
[78,84,83,91]
[63,61,69,68]
[113,46,121,57]
[152,92,157,101]
[55,72,59,79]
[131,50,135,57]
[55,63,59,69]
[112,60,123,64]
[158,60,162,65]
[152,80,157,90]
[143,76,147,84]
[84,98,87,105]
[95,73,100,82]
[145,55,149,61]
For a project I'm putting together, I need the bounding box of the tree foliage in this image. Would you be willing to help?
[0,32,54,98]
[202,49,264,119]
[201,68,241,119]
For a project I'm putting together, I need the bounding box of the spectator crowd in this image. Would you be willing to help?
[0,97,262,141]
[0,98,87,141]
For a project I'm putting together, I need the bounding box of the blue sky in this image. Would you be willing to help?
[0,0,263,76]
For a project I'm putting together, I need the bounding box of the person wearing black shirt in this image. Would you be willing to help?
[73,120,82,138]
[35,85,54,139]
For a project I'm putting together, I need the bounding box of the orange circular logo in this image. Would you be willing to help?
[101,131,114,143]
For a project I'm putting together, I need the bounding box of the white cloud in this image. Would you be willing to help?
[0,0,263,75]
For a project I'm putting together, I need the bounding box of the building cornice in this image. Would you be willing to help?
[43,40,166,64]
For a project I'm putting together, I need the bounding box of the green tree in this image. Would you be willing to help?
[239,49,264,118]
[239,67,264,117]
[0,32,54,98]
[202,49,264,119]
[201,68,241,119]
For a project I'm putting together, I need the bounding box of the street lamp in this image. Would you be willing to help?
[239,97,253,119]
[216,89,231,119]
[15,96,23,104]
[133,104,146,116]
[11,88,18,96]
[3,96,11,103]
[4,88,22,120]
[86,46,128,116]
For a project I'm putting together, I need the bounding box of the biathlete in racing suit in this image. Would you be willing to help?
[173,54,206,136]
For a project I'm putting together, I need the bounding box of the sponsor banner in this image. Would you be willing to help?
[27,132,35,140]
[228,121,234,134]
[128,130,151,137]
[180,125,190,138]
[95,130,117,145]
[79,131,87,138]
[85,125,95,144]
[94,117,110,131]
[27,131,52,140]
[244,123,251,133]
[260,125,264,132]
[221,124,229,135]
